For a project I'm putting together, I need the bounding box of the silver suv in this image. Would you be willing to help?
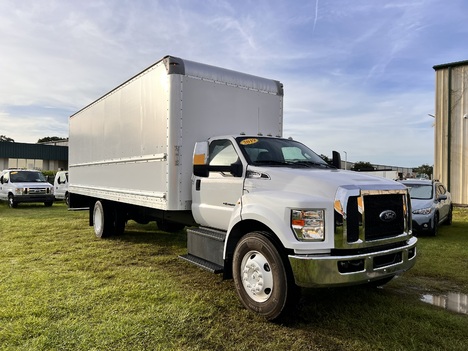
[400,179,452,236]
[0,169,54,208]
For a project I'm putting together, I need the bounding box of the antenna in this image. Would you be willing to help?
[257,107,260,134]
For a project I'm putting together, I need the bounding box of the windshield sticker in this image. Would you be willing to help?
[240,138,259,145]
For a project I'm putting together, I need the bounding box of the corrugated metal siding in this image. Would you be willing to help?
[0,142,68,160]
[434,63,468,205]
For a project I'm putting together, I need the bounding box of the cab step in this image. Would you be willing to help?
[179,254,224,273]
[179,227,226,273]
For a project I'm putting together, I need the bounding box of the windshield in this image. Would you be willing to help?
[236,137,331,168]
[403,183,433,200]
[10,171,47,183]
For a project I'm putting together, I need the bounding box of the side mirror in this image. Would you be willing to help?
[437,194,447,201]
[193,164,210,177]
[194,163,244,178]
[332,151,341,169]
[230,162,243,177]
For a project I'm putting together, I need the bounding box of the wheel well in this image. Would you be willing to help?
[223,219,292,279]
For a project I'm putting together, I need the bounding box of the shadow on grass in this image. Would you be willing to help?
[108,221,187,248]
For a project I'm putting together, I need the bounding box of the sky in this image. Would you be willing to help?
[1,0,468,167]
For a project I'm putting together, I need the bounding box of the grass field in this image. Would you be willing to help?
[0,202,467,351]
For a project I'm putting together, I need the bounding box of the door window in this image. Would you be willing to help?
[209,140,239,166]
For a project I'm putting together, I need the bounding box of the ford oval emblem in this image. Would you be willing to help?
[379,210,397,222]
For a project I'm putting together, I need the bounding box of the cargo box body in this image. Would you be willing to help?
[69,56,283,211]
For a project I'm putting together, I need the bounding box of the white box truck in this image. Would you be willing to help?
[69,55,417,320]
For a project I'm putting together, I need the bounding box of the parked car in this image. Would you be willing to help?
[400,179,452,236]
[0,169,54,208]
[54,171,69,205]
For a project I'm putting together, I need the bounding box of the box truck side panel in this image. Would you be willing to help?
[70,56,283,211]
[69,62,172,210]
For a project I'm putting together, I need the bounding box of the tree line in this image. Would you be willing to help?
[0,135,67,143]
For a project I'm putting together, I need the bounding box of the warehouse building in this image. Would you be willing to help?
[0,141,68,171]
[433,60,468,206]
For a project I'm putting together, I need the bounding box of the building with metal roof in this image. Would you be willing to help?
[0,141,68,171]
[433,60,468,206]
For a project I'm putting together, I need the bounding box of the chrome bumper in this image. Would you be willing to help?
[289,237,417,288]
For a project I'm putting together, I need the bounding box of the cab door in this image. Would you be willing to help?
[192,139,245,231]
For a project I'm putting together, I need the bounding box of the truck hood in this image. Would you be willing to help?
[408,198,434,211]
[245,166,406,199]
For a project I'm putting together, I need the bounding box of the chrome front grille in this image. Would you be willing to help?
[363,193,405,240]
[334,187,411,249]
[28,188,48,194]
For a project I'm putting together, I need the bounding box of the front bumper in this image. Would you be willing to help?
[13,194,55,203]
[411,214,434,233]
[288,236,417,288]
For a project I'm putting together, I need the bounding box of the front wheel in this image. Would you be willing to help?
[232,232,298,321]
[8,194,17,208]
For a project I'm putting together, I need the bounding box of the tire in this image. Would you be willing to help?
[44,201,53,207]
[93,200,113,238]
[429,213,439,236]
[232,231,298,321]
[113,205,127,236]
[8,194,17,208]
[443,206,453,226]
[65,192,70,207]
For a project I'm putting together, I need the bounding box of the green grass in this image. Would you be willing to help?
[0,203,467,351]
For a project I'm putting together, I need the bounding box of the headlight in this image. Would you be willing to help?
[413,207,432,215]
[291,209,325,241]
[14,188,24,195]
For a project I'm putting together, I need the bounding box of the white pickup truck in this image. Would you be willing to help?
[69,56,417,320]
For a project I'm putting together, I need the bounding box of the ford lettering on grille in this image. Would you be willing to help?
[379,210,397,222]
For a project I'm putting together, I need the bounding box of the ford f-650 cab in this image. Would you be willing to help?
[69,56,417,320]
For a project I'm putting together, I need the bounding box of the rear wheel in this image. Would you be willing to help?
[93,201,110,238]
[113,205,127,236]
[93,201,127,238]
[232,232,298,321]
[444,206,453,225]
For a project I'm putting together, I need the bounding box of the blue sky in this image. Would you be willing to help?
[1,0,468,167]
